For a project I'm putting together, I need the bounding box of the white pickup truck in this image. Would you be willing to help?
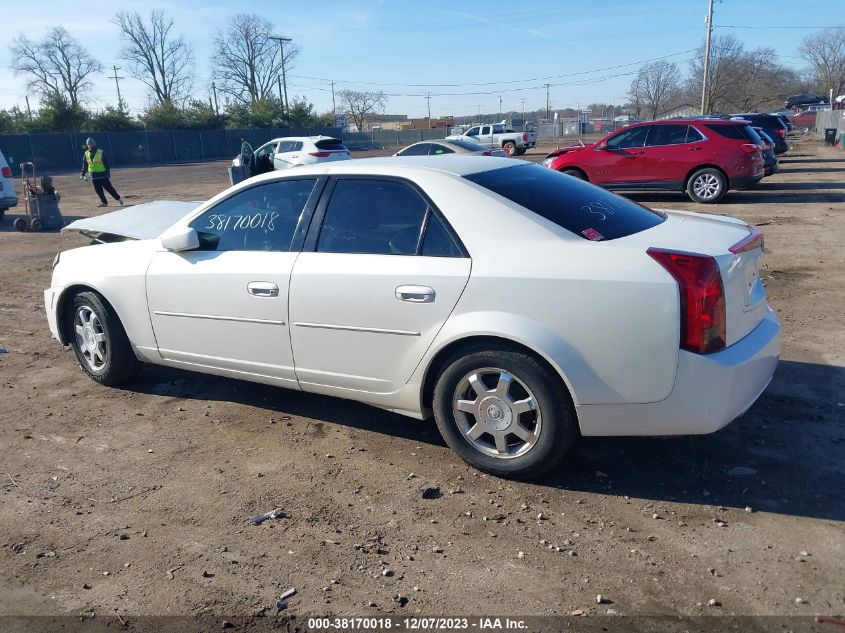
[447,123,536,156]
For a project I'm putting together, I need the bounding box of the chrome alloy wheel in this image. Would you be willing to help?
[692,173,721,200]
[452,367,542,459]
[74,305,107,372]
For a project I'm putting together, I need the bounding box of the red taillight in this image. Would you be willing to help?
[522,133,528,141]
[647,248,726,354]
[309,151,331,158]
[775,128,786,139]
[740,143,759,153]
[729,225,764,254]
[482,151,492,156]
[0,166,11,178]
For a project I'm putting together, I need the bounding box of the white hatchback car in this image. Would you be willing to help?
[45,156,780,478]
[0,149,18,221]
[247,136,350,173]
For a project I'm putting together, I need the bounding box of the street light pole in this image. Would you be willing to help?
[270,35,292,115]
[700,0,714,115]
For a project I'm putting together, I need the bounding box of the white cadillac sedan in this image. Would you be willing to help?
[45,156,781,478]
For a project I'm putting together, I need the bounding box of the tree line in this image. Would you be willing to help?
[628,29,845,120]
[2,12,383,134]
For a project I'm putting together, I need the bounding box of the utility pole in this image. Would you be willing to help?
[521,97,525,129]
[211,81,219,116]
[270,36,292,114]
[545,84,550,120]
[25,95,33,122]
[476,104,481,120]
[425,93,432,128]
[331,81,336,122]
[700,0,715,115]
[498,95,502,121]
[108,65,125,109]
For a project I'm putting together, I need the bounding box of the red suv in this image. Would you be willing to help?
[542,119,764,204]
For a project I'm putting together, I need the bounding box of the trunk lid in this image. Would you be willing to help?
[621,210,768,346]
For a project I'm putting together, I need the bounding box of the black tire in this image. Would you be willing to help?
[30,217,42,232]
[0,207,6,221]
[561,168,587,180]
[503,141,516,157]
[432,346,577,479]
[13,217,26,232]
[514,148,526,156]
[686,167,727,204]
[67,291,140,386]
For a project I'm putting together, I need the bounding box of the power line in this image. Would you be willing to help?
[289,48,699,89]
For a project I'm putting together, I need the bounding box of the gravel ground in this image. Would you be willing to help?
[0,136,843,626]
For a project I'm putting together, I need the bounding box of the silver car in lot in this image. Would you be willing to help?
[395,139,505,157]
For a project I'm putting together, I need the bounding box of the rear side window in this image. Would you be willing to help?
[429,144,454,155]
[315,138,347,151]
[398,143,432,156]
[465,164,664,241]
[705,124,746,140]
[686,126,705,142]
[449,139,487,152]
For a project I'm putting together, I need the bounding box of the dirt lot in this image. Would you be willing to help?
[0,137,843,625]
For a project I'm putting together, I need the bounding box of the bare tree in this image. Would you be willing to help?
[338,89,387,131]
[628,60,681,119]
[10,27,101,108]
[688,35,746,113]
[211,14,299,105]
[800,27,845,98]
[114,10,194,105]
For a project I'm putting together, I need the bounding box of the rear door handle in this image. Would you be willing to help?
[248,281,279,297]
[395,285,435,303]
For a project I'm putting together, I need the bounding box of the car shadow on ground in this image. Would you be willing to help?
[127,359,844,522]
[779,157,845,164]
[626,189,844,205]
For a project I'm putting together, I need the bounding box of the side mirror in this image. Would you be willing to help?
[596,141,608,150]
[160,226,199,252]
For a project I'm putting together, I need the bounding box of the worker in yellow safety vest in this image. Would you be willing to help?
[80,137,124,208]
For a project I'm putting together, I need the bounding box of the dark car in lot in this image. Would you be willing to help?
[785,94,826,109]
[731,113,789,155]
[754,128,779,176]
[542,119,764,204]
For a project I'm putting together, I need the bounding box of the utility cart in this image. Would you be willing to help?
[14,162,63,232]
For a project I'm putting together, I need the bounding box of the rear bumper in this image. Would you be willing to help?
[731,174,764,190]
[576,307,781,436]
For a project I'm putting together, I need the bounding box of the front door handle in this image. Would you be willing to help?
[395,285,435,303]
[248,281,279,297]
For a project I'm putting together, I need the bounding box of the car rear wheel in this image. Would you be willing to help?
[503,141,516,157]
[686,168,727,204]
[68,291,140,386]
[433,347,577,479]
[561,168,586,180]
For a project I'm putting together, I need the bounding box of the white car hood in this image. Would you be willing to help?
[63,200,203,240]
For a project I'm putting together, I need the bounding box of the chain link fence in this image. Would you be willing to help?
[0,126,461,175]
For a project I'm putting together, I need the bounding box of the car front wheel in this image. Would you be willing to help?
[686,168,727,204]
[68,291,140,386]
[433,348,577,479]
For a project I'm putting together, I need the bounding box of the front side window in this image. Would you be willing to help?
[255,142,277,158]
[605,126,650,150]
[190,179,317,252]
[645,124,689,147]
[316,179,465,257]
[466,127,480,136]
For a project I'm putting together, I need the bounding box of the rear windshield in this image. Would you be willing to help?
[705,123,759,142]
[315,138,347,151]
[450,138,488,152]
[464,164,665,241]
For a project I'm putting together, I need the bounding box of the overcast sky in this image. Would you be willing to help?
[1,0,842,118]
